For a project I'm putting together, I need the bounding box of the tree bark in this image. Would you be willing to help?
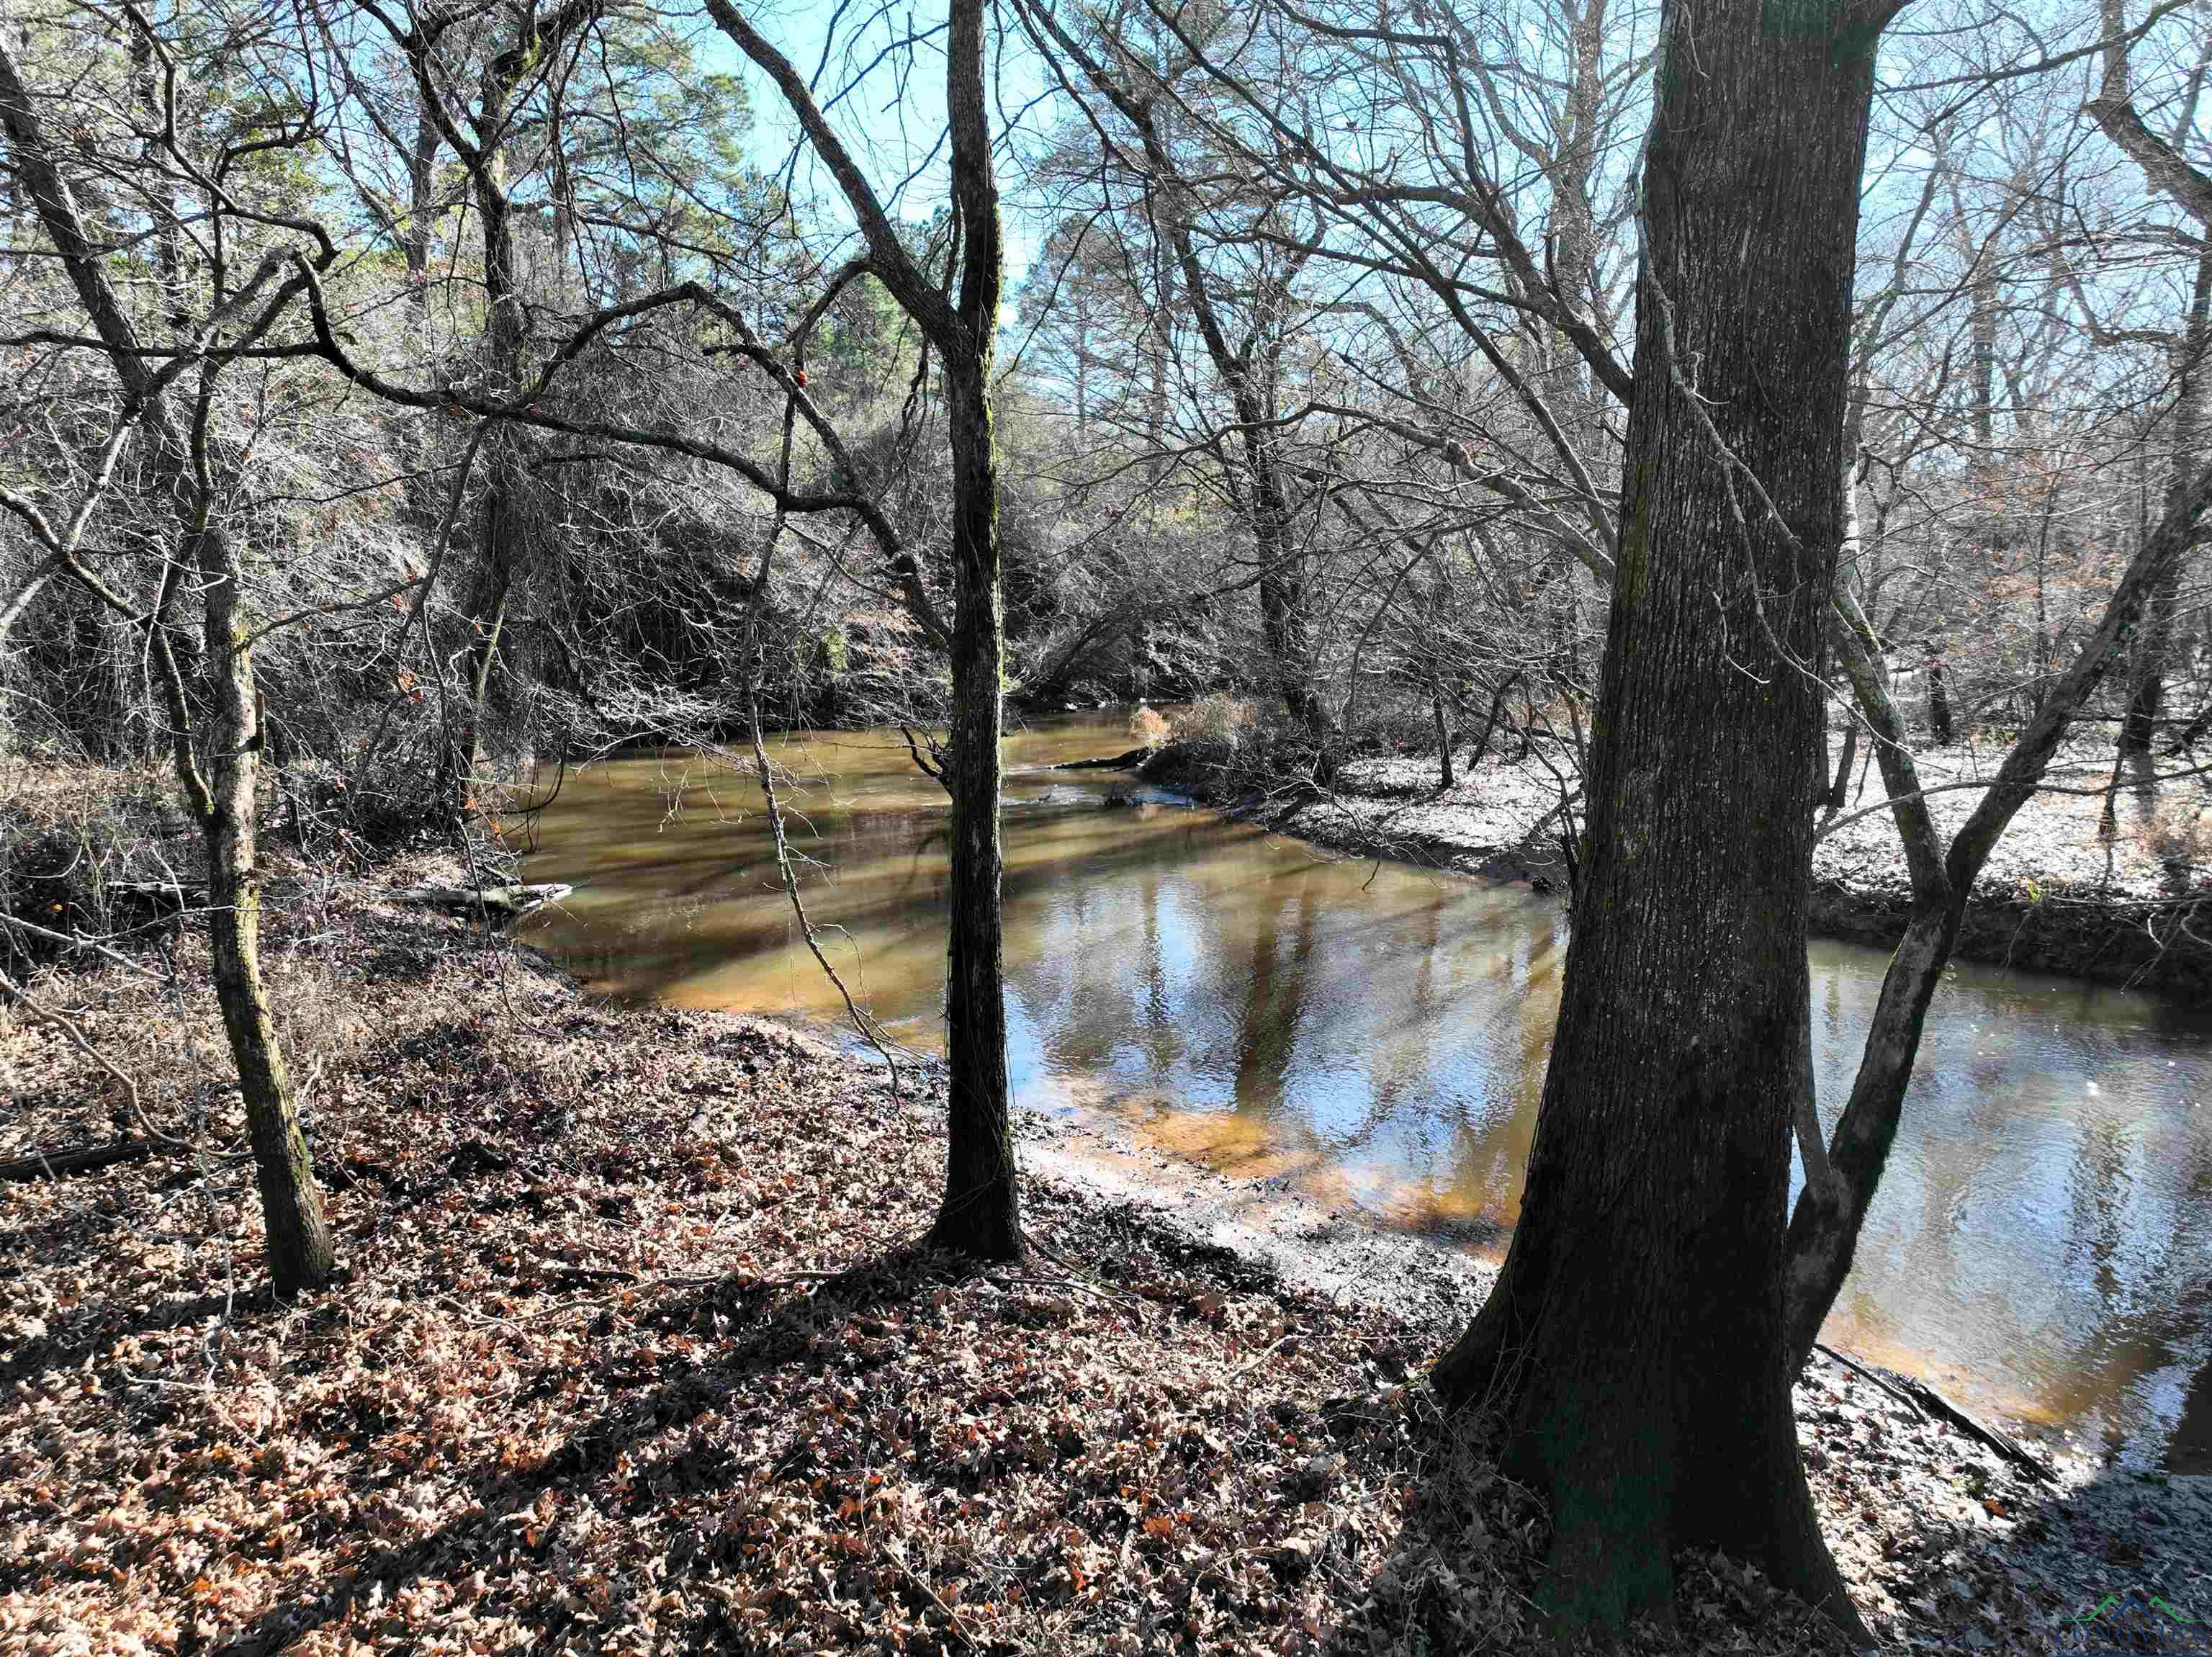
[1826,717,1859,814]
[1925,645,1955,743]
[403,95,441,292]
[704,0,1022,1260]
[389,6,603,814]
[1431,0,1885,1638]
[439,64,527,812]
[1431,684,1455,792]
[926,0,1021,1261]
[932,359,1020,1259]
[2122,246,2212,754]
[1173,239,1326,741]
[1142,133,1327,742]
[0,37,335,1295]
[194,504,337,1295]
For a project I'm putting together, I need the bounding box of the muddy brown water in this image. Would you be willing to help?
[519,711,2212,1470]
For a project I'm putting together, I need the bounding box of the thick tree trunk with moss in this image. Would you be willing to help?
[1431,0,1884,1640]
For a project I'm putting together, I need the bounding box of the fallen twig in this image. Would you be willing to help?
[1815,1343,2054,1483]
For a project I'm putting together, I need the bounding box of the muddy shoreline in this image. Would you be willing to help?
[1805,875,2212,1000]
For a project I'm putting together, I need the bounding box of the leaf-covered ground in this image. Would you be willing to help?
[1231,737,2212,994]
[3,886,2206,1654]
[1271,738,2208,900]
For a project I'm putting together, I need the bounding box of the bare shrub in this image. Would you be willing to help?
[2136,801,2212,876]
[0,763,190,964]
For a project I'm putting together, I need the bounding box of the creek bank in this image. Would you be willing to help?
[391,879,575,919]
[2,878,1478,1656]
[6,847,2208,1653]
[1130,740,2212,999]
[1807,874,2212,1000]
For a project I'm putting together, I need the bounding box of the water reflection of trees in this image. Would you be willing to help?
[531,747,2212,1464]
[1807,950,2212,1460]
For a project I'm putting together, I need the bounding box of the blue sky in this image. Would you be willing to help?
[696,1,1052,284]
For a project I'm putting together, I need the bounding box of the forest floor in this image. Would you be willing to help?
[4,858,2209,1655]
[1159,734,2212,996]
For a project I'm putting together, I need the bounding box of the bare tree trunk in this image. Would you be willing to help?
[1146,269,1170,483]
[705,0,1022,1262]
[403,94,441,292]
[0,38,334,1295]
[1431,0,1884,1636]
[390,8,603,815]
[1188,276,1326,741]
[933,356,1020,1259]
[441,97,525,813]
[1968,256,1997,457]
[1924,644,1955,743]
[927,0,1020,1261]
[1466,670,1517,771]
[1432,684,1455,792]
[193,505,336,1295]
[2122,245,2212,755]
[1148,155,1326,742]
[1781,459,2212,1371]
[130,27,186,332]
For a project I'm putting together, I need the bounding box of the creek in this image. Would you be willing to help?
[520,711,2212,1470]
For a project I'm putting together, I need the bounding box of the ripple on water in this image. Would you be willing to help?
[521,712,2212,1470]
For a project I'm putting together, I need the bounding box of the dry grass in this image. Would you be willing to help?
[1166,694,1256,762]
[1128,706,1173,750]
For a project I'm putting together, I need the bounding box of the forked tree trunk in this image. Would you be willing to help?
[0,39,333,1295]
[1431,0,1885,1639]
[1783,463,2212,1374]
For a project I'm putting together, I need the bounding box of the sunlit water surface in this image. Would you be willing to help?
[520,712,2212,1469]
